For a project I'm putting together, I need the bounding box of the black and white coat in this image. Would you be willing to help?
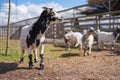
[19,7,62,74]
[82,27,95,56]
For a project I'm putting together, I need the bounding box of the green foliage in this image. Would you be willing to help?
[0,39,82,62]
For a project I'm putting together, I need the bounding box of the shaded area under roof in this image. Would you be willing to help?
[88,0,114,5]
[79,0,120,15]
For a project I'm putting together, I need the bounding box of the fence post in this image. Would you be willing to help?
[53,24,57,42]
[5,0,11,56]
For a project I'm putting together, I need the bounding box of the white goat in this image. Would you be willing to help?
[96,28,120,50]
[64,31,83,50]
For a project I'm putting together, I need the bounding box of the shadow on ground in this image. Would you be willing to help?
[112,50,120,55]
[0,62,40,74]
[60,53,80,58]
[0,62,18,74]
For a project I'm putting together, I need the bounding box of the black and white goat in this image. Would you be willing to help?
[19,7,62,74]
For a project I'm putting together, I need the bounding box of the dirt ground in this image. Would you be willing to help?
[0,45,120,80]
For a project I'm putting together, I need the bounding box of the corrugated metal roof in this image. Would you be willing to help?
[79,0,120,15]
[88,0,114,5]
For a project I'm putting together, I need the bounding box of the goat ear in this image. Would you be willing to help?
[50,8,53,11]
[42,7,47,10]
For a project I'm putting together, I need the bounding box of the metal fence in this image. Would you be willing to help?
[0,0,120,54]
[0,0,19,55]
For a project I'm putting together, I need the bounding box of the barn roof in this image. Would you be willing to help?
[78,0,120,15]
[88,0,120,11]
[87,0,114,5]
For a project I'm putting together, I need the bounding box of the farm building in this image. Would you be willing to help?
[0,0,120,54]
[0,0,120,80]
[7,0,120,39]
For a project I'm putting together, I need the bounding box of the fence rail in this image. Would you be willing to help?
[0,1,120,54]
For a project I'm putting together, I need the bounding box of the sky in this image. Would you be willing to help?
[0,0,87,26]
[17,0,87,8]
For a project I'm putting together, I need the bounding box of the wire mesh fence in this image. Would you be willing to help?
[0,0,119,55]
[0,0,20,55]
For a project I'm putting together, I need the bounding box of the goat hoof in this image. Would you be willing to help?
[29,65,34,69]
[103,47,106,50]
[19,58,24,63]
[84,54,87,56]
[39,70,44,75]
[111,47,115,50]
[34,58,38,63]
[40,63,44,70]
[87,53,90,56]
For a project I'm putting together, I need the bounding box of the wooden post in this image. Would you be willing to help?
[5,0,11,56]
[95,16,99,30]
[53,24,57,42]
[108,0,111,29]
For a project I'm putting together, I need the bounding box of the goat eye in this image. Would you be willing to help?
[51,12,55,15]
